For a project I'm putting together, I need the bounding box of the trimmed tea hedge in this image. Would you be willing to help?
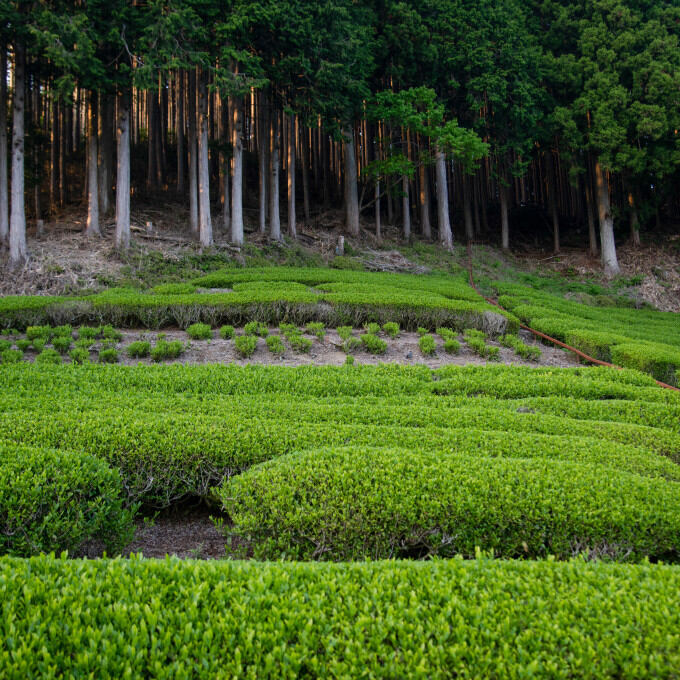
[1,555,679,677]
[0,268,518,334]
[221,447,680,562]
[0,444,134,557]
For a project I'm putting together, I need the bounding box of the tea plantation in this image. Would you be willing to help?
[1,268,679,677]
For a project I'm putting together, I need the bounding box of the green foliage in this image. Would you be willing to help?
[69,348,90,365]
[150,340,184,362]
[74,338,95,350]
[31,338,46,352]
[382,322,400,338]
[344,355,355,366]
[419,334,436,356]
[417,327,428,337]
[364,322,381,335]
[0,363,677,507]
[0,340,11,353]
[1,349,23,364]
[289,334,312,354]
[26,326,52,341]
[51,336,72,354]
[244,321,269,337]
[360,334,387,355]
[265,335,285,356]
[15,340,31,352]
[77,326,101,340]
[221,446,680,562]
[186,323,212,340]
[337,326,353,341]
[0,445,135,557]
[234,335,258,358]
[219,325,235,340]
[343,337,362,354]
[444,339,460,355]
[101,325,123,342]
[612,344,680,387]
[501,334,541,362]
[98,349,119,364]
[52,325,73,338]
[306,322,325,340]
[436,327,455,341]
[1,555,680,676]
[126,341,151,359]
[35,349,61,365]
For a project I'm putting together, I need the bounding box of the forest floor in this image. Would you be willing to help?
[1,202,679,311]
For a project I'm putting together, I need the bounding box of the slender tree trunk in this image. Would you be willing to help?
[59,103,66,206]
[546,151,560,253]
[301,125,310,222]
[584,167,598,257]
[628,191,640,246]
[500,182,510,251]
[9,41,27,265]
[375,178,381,240]
[231,94,244,246]
[176,70,185,194]
[98,93,114,216]
[402,173,411,240]
[197,69,212,246]
[419,163,431,239]
[287,112,296,238]
[269,107,281,240]
[85,91,100,236]
[0,46,9,245]
[463,172,474,241]
[50,95,58,212]
[146,89,155,190]
[187,70,198,234]
[258,93,268,234]
[343,125,359,236]
[220,97,231,234]
[594,159,620,277]
[115,91,131,250]
[435,147,453,251]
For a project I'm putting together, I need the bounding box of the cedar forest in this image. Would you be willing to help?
[1,0,679,275]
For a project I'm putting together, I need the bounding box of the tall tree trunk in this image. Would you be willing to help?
[85,91,100,236]
[375,178,381,240]
[9,41,27,265]
[49,95,58,212]
[301,125,310,222]
[500,182,510,251]
[546,151,560,253]
[220,94,231,234]
[258,93,268,234]
[402,173,411,240]
[287,113,296,238]
[115,91,131,250]
[231,94,244,246]
[197,69,212,246]
[343,125,359,236]
[463,172,474,241]
[98,93,114,216]
[59,102,66,206]
[628,191,640,246]
[435,147,452,251]
[594,159,620,277]
[187,70,198,234]
[146,89,155,190]
[584,166,598,257]
[269,106,281,240]
[419,163,431,240]
[176,70,185,194]
[0,46,9,245]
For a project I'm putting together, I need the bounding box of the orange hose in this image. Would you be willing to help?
[465,242,680,392]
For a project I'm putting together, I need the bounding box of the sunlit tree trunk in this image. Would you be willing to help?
[0,46,9,245]
[343,125,359,236]
[435,147,452,251]
[187,70,198,234]
[287,113,296,238]
[85,91,100,236]
[419,162,431,240]
[258,93,268,234]
[115,90,131,250]
[10,41,27,265]
[231,95,244,246]
[197,69,212,246]
[269,107,281,240]
[594,159,620,277]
